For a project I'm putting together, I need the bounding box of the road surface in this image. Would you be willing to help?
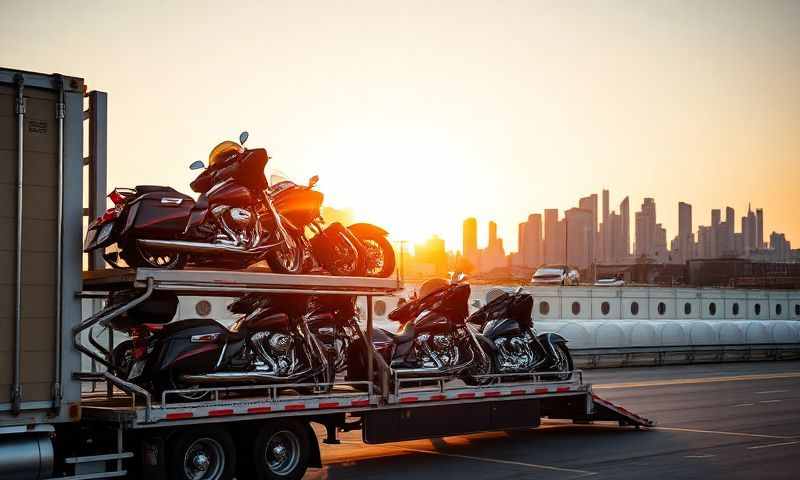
[308,361,800,479]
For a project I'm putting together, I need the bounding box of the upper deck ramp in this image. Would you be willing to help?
[82,268,403,296]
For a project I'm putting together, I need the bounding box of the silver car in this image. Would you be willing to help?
[531,265,580,286]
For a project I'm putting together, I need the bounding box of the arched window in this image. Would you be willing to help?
[776,304,783,316]
[657,302,666,315]
[684,302,692,315]
[732,303,739,316]
[601,301,610,315]
[630,302,639,315]
[571,301,580,315]
[539,301,550,315]
[709,302,717,315]
[755,303,761,316]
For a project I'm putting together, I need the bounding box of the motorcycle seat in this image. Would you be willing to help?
[136,185,183,195]
[383,321,415,344]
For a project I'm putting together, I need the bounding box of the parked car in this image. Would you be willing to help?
[530,265,580,286]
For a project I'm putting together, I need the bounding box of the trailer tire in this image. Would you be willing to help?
[252,420,311,480]
[168,427,236,480]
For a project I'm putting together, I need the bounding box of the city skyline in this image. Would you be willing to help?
[450,187,796,273]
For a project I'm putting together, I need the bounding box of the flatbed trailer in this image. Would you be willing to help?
[63,268,653,480]
[0,66,651,480]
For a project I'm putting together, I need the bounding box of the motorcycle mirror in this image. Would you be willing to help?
[239,131,249,145]
[514,286,524,295]
[189,160,205,170]
[470,299,483,309]
[308,175,319,188]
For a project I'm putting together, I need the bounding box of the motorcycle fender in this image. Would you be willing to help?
[474,332,497,353]
[537,332,567,345]
[347,223,388,237]
[155,336,222,373]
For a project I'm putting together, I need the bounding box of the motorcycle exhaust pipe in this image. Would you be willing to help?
[179,366,318,385]
[394,357,474,377]
[137,239,255,256]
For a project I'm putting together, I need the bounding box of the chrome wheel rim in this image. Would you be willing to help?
[183,437,225,480]
[360,239,385,276]
[136,244,181,268]
[265,430,301,476]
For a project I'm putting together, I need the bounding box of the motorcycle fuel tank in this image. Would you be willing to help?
[482,318,522,339]
[207,180,253,208]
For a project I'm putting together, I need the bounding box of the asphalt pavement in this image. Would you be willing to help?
[307,361,800,479]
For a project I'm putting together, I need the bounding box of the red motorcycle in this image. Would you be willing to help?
[83,133,305,272]
[269,173,396,277]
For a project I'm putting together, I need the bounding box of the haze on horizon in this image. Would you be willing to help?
[2,0,798,252]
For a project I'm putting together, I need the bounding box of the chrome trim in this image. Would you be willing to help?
[54,74,65,409]
[160,197,184,206]
[12,74,25,413]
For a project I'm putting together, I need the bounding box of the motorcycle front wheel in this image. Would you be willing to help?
[545,343,574,382]
[266,229,305,274]
[353,232,395,278]
[463,346,498,386]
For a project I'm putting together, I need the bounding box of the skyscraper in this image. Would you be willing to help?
[578,194,598,262]
[635,198,657,257]
[601,189,610,262]
[524,213,542,268]
[462,217,477,261]
[756,208,764,249]
[544,209,560,264]
[678,201,692,261]
[565,208,593,268]
[620,196,630,258]
[516,221,527,266]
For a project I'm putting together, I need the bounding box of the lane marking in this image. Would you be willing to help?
[655,426,798,440]
[340,440,596,477]
[756,390,789,395]
[759,400,782,404]
[747,440,800,450]
[732,403,754,408]
[594,371,800,390]
[685,454,715,458]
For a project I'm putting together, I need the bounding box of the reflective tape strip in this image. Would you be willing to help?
[350,399,370,407]
[208,409,234,417]
[534,387,549,394]
[484,391,502,397]
[318,402,340,409]
[429,394,447,401]
[248,406,272,414]
[165,412,193,420]
[457,393,476,399]
[284,404,305,411]
[400,396,418,403]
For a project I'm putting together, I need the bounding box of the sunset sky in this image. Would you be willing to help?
[2,1,798,252]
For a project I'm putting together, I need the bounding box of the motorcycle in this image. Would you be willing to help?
[304,295,362,373]
[346,275,495,386]
[83,132,304,273]
[268,173,396,277]
[467,288,573,380]
[109,291,333,402]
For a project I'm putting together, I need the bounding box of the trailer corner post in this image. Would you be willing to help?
[12,73,26,415]
[366,295,374,396]
[86,91,107,271]
[53,74,66,411]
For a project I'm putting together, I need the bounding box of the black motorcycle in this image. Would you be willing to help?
[467,288,573,380]
[83,132,304,273]
[109,292,333,402]
[304,295,363,374]
[347,276,495,386]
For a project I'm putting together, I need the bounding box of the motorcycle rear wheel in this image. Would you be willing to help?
[265,229,304,274]
[121,241,186,270]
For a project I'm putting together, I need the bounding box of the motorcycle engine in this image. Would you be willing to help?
[268,333,293,353]
[418,334,459,369]
[251,331,295,375]
[495,336,534,372]
[227,207,254,228]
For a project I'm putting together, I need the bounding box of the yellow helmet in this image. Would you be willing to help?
[208,141,244,168]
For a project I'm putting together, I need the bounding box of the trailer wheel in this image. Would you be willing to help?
[252,420,311,480]
[169,427,236,480]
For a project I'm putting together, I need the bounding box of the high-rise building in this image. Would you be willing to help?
[742,204,757,252]
[524,214,542,268]
[620,196,630,258]
[462,217,477,261]
[756,208,764,249]
[544,209,560,264]
[635,198,657,257]
[565,208,593,268]
[601,189,610,261]
[678,202,692,261]
[578,194,598,262]
[516,222,527,266]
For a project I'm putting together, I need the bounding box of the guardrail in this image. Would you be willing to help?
[572,343,800,368]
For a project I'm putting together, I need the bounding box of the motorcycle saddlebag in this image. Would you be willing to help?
[122,188,195,238]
